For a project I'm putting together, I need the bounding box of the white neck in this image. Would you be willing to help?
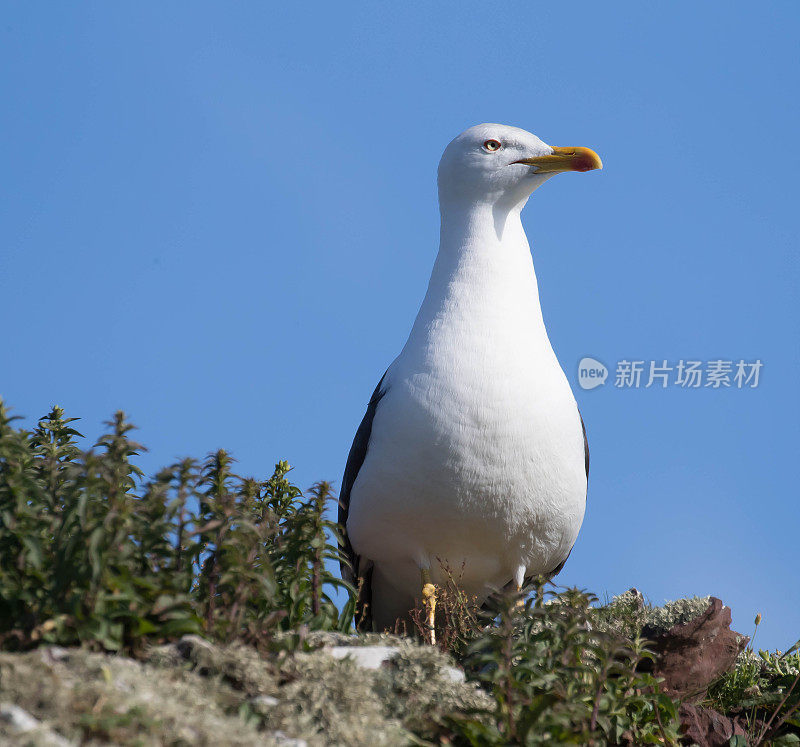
[404,199,551,353]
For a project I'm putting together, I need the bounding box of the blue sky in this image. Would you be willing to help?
[2,2,798,649]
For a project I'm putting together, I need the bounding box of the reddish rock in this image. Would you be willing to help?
[643,597,747,699]
[678,703,747,746]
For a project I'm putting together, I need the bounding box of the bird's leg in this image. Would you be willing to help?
[421,569,437,645]
[514,581,526,611]
[513,567,526,611]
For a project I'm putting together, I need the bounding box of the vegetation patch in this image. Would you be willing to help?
[0,401,797,745]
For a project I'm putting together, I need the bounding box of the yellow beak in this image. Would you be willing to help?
[513,146,602,173]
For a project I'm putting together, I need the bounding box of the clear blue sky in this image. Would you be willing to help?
[2,2,798,649]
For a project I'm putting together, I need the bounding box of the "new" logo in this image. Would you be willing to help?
[577,357,608,390]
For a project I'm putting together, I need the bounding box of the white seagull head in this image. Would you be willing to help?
[437,123,602,210]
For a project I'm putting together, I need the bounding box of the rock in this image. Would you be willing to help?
[0,702,72,746]
[327,645,401,670]
[326,644,466,683]
[40,646,70,664]
[0,702,41,732]
[643,597,747,699]
[269,730,308,747]
[678,703,747,746]
[440,665,466,683]
[176,634,217,660]
[250,694,280,711]
[325,646,466,682]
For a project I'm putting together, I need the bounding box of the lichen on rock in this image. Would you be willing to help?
[0,646,269,745]
[645,595,713,635]
[0,634,487,746]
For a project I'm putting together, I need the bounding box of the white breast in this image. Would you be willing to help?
[347,207,586,601]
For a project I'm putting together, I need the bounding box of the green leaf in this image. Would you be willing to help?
[771,736,800,746]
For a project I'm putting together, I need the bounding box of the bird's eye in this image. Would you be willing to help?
[483,139,502,152]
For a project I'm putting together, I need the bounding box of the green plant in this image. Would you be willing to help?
[446,584,681,745]
[77,703,160,743]
[0,400,354,653]
[707,633,800,745]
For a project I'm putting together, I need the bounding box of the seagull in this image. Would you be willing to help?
[340,123,599,640]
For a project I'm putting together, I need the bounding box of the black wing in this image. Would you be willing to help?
[339,372,388,629]
[580,411,589,480]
